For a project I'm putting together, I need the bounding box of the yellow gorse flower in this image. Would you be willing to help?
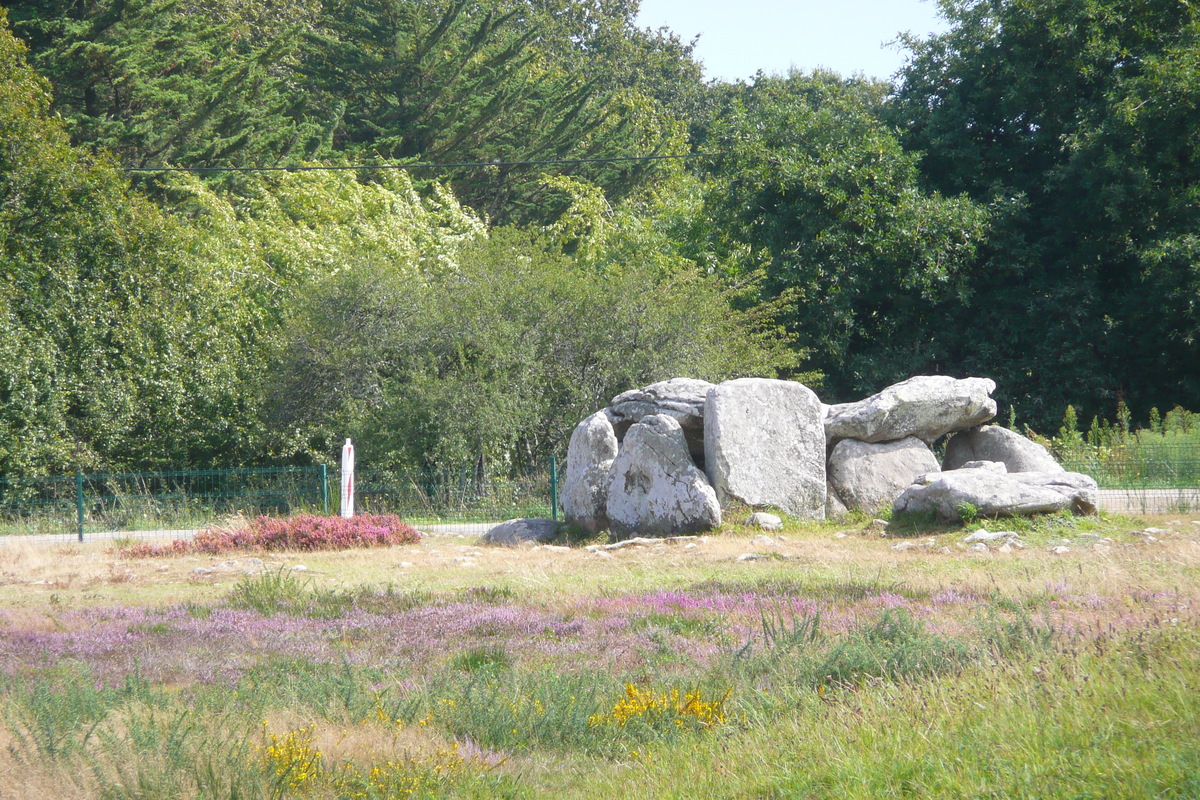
[261,724,323,790]
[262,724,477,798]
[588,684,731,730]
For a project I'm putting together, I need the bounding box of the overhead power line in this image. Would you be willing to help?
[126,152,717,174]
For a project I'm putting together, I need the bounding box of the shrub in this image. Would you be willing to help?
[588,684,732,733]
[226,570,314,616]
[120,514,420,557]
[212,513,420,552]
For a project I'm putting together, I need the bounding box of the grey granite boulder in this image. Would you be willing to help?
[606,414,721,539]
[560,411,619,533]
[828,436,941,513]
[957,460,1009,473]
[826,482,849,518]
[747,512,783,531]
[608,378,714,430]
[609,378,714,465]
[892,468,1098,522]
[704,378,826,519]
[825,376,997,445]
[943,425,1064,473]
[1011,471,1099,514]
[482,518,560,546]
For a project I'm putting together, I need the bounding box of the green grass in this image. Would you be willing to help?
[598,628,1200,800]
[4,625,1196,798]
[1,509,1197,798]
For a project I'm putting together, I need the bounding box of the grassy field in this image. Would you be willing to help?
[0,511,1197,799]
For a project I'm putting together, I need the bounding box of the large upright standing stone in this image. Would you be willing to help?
[704,378,826,519]
[606,415,721,539]
[825,375,997,444]
[560,411,620,533]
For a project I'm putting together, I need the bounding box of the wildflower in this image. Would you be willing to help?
[262,725,323,790]
[589,684,731,731]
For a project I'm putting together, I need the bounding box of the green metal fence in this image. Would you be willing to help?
[1058,443,1200,488]
[0,459,561,541]
[353,461,558,525]
[1060,443,1200,514]
[0,466,328,541]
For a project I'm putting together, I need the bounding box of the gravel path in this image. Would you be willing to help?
[2,490,1197,548]
[0,522,498,547]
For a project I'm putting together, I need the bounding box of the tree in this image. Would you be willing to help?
[701,71,990,402]
[11,0,705,224]
[8,0,334,171]
[269,195,797,472]
[0,9,268,473]
[892,0,1200,426]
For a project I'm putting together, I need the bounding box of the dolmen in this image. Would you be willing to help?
[560,375,1097,539]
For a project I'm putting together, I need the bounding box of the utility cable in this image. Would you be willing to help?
[126,152,717,173]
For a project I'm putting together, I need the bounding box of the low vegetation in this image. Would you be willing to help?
[0,510,1196,798]
[118,514,420,557]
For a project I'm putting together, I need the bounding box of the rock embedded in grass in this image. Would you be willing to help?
[746,512,783,530]
[962,529,1020,543]
[482,518,560,546]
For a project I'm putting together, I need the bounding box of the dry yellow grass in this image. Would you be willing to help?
[0,513,1196,614]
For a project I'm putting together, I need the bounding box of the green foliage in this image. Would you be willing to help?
[11,0,332,172]
[893,0,1200,427]
[815,609,971,687]
[9,0,1200,473]
[701,71,990,400]
[1048,402,1200,488]
[2,666,161,760]
[448,647,512,673]
[270,193,797,471]
[0,11,268,475]
[13,0,702,225]
[225,570,313,616]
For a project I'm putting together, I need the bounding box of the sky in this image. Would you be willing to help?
[635,0,949,82]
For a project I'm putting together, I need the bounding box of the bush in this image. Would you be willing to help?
[120,514,419,557]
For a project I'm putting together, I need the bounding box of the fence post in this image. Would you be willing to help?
[320,464,329,515]
[550,456,558,521]
[340,439,355,518]
[75,469,84,543]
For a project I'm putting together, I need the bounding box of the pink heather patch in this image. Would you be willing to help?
[871,592,909,609]
[121,514,419,557]
[930,588,977,606]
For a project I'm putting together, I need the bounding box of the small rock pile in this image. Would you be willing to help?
[559,375,1099,538]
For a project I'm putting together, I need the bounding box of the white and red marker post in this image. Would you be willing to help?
[340,438,355,518]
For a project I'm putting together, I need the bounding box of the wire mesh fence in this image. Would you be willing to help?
[3,441,1196,545]
[1060,443,1200,514]
[0,461,560,543]
[0,467,328,544]
[354,466,557,538]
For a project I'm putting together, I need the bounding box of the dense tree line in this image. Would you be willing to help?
[1,0,1197,476]
[891,0,1200,425]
